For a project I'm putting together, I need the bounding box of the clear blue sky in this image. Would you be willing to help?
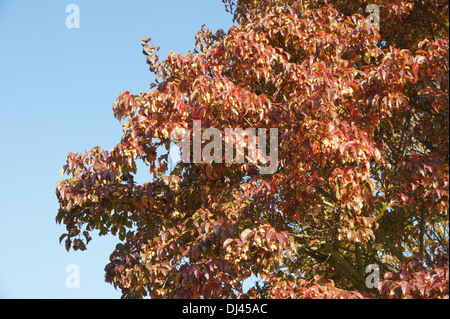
[0,0,233,298]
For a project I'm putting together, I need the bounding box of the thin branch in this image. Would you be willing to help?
[322,244,367,291]
[419,206,425,256]
[355,243,364,275]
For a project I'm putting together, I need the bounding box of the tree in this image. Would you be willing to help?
[56,0,448,299]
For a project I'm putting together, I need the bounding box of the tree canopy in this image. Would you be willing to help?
[56,0,448,299]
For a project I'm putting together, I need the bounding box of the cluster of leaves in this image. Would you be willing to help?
[56,0,448,298]
[243,276,373,299]
[378,251,449,298]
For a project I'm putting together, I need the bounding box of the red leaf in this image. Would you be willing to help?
[223,238,234,249]
[240,229,253,242]
[192,245,199,258]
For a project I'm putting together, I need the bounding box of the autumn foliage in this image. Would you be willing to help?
[56,0,448,299]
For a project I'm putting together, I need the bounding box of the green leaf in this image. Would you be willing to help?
[78,241,87,251]
[119,226,126,241]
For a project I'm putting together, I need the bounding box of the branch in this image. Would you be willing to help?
[355,243,364,275]
[322,244,368,291]
[375,231,406,262]
[419,206,425,256]
[299,245,365,288]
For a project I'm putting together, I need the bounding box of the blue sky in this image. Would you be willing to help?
[0,0,233,298]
